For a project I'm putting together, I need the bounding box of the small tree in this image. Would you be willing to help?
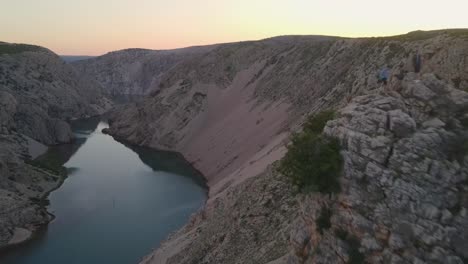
[302,110,336,134]
[278,111,342,194]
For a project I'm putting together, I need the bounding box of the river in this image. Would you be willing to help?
[1,117,207,264]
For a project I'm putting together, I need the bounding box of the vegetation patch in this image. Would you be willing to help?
[0,43,42,55]
[25,151,66,176]
[278,110,342,194]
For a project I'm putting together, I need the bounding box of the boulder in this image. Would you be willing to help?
[53,120,73,143]
[422,118,445,128]
[403,80,436,102]
[388,109,416,138]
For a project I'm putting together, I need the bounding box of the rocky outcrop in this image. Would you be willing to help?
[282,74,468,263]
[0,42,113,247]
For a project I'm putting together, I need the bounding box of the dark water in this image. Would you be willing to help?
[1,118,207,264]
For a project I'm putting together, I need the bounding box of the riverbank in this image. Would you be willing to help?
[0,118,98,252]
[0,139,69,252]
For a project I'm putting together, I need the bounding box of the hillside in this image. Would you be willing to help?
[0,42,112,247]
[80,30,468,263]
[100,31,468,189]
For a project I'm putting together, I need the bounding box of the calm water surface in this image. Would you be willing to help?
[1,118,207,264]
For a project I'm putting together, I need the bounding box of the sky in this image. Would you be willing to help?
[1,0,467,55]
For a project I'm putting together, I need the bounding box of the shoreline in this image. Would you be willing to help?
[107,131,210,195]
[0,124,79,255]
[0,165,67,255]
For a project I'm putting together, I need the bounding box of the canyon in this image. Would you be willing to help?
[1,29,468,263]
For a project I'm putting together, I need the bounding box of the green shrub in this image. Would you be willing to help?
[278,111,342,194]
[25,151,66,176]
[303,110,336,134]
[316,206,332,234]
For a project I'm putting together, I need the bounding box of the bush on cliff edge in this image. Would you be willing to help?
[278,111,342,194]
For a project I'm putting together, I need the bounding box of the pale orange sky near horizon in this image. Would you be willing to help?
[1,0,467,55]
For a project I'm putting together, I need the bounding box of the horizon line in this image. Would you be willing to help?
[5,28,467,57]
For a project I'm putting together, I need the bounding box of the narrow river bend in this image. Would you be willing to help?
[2,118,207,264]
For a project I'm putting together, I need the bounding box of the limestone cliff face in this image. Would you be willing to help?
[0,42,112,247]
[94,30,468,263]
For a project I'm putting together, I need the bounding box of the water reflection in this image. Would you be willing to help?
[123,143,206,188]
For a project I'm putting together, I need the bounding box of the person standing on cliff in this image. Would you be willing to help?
[413,52,422,73]
[378,66,390,85]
